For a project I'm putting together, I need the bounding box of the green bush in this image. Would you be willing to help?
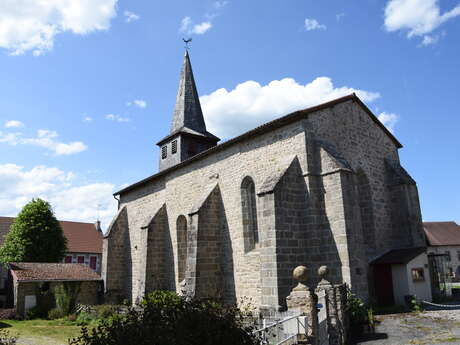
[70,291,259,345]
[54,282,81,316]
[48,308,65,320]
[94,305,115,319]
[76,312,97,326]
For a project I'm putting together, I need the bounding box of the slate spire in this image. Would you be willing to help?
[170,50,207,135]
[156,49,219,172]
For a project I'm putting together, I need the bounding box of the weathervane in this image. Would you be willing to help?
[183,38,192,50]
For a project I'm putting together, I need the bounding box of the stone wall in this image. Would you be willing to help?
[104,99,424,308]
[14,280,100,317]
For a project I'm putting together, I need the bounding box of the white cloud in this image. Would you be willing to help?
[0,129,87,155]
[420,34,439,46]
[83,116,93,123]
[378,112,399,133]
[4,120,24,128]
[201,77,381,139]
[127,99,147,108]
[304,18,327,31]
[0,163,116,230]
[105,114,130,122]
[213,1,229,9]
[180,17,212,35]
[384,0,460,42]
[336,13,345,21]
[124,10,140,23]
[192,22,212,35]
[0,0,118,55]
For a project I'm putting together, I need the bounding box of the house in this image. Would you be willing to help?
[370,247,432,305]
[7,262,102,317]
[102,50,427,311]
[0,217,103,273]
[424,221,460,279]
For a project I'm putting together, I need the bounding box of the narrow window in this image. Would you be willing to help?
[177,216,187,282]
[89,256,97,270]
[162,146,167,159]
[77,256,85,264]
[241,177,259,252]
[172,140,177,154]
[64,256,72,263]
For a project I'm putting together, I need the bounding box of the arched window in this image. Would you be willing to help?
[177,215,187,282]
[241,176,259,252]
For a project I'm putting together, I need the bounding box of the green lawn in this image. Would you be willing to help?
[0,319,83,345]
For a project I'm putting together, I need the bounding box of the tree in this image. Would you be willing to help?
[0,198,67,263]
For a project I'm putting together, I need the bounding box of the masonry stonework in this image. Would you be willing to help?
[102,52,425,311]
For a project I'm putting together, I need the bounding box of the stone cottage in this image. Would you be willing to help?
[102,50,426,311]
[7,263,102,317]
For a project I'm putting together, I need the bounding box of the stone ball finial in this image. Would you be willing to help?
[318,265,329,279]
[293,266,308,283]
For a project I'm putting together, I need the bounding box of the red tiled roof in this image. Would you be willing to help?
[9,262,101,282]
[0,217,102,254]
[423,221,460,246]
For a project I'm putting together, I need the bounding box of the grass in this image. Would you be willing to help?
[0,319,83,345]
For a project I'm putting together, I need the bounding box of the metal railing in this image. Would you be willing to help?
[253,313,306,345]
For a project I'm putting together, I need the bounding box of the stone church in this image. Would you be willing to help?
[102,50,426,311]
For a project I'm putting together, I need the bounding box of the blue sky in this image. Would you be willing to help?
[0,0,459,227]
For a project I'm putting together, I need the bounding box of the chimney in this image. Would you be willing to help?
[95,220,102,233]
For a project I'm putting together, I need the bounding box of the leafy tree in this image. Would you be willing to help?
[0,198,67,263]
[70,291,259,345]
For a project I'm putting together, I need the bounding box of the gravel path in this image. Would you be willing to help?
[352,310,460,345]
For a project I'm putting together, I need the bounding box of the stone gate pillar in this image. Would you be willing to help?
[286,266,319,345]
[315,265,348,345]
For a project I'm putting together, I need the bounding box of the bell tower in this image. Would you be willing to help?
[156,50,220,171]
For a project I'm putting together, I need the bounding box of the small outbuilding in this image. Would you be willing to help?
[7,263,103,317]
[371,247,432,306]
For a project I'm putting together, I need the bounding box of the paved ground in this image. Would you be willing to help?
[352,310,460,345]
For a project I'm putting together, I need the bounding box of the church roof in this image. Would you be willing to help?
[157,50,219,145]
[115,93,403,196]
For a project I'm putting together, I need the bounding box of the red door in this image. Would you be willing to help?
[374,264,395,306]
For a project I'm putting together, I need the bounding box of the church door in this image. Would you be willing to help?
[374,264,395,306]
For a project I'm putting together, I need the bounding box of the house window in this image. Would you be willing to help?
[457,251,460,261]
[64,256,72,263]
[77,256,85,264]
[161,146,167,159]
[241,176,259,253]
[172,140,177,154]
[411,268,425,282]
[89,256,97,270]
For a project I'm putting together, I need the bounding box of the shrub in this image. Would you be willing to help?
[94,305,115,319]
[54,282,81,316]
[76,312,97,326]
[48,308,65,320]
[70,291,259,345]
[26,306,45,320]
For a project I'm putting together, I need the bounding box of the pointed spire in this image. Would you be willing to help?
[170,50,207,134]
